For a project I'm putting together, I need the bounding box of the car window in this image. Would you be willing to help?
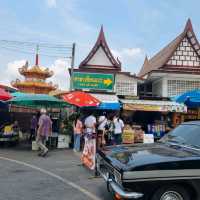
[160,124,200,148]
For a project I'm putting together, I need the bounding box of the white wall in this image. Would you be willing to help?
[87,47,113,66]
[151,74,200,97]
[115,73,138,96]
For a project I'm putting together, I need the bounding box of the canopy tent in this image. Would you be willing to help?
[90,93,120,110]
[175,90,200,107]
[0,88,12,101]
[11,91,28,97]
[8,94,68,108]
[62,91,100,107]
[121,99,187,113]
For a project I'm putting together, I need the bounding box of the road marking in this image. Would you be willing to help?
[0,156,102,200]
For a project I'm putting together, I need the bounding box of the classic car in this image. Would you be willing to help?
[96,121,200,200]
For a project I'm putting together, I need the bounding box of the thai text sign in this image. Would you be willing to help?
[123,104,187,113]
[73,72,114,90]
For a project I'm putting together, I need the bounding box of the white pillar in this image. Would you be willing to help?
[162,78,168,97]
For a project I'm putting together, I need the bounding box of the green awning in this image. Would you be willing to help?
[8,94,69,108]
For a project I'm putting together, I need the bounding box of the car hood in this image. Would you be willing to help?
[101,143,200,171]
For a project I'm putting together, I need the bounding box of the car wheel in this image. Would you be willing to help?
[151,185,190,200]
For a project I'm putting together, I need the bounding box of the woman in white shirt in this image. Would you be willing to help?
[97,115,107,148]
[113,116,124,145]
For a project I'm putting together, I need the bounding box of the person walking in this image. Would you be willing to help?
[73,115,83,152]
[36,108,52,157]
[30,115,37,142]
[113,115,124,145]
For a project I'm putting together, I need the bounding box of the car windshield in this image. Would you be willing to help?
[160,124,200,149]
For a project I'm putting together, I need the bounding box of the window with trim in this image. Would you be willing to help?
[116,81,136,96]
[168,79,200,96]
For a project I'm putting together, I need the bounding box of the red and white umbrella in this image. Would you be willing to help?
[0,88,12,101]
[62,91,100,107]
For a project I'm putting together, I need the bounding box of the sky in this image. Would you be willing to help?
[0,0,200,90]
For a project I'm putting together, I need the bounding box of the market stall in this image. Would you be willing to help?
[6,94,69,148]
[0,89,17,146]
[120,99,187,142]
[174,90,200,122]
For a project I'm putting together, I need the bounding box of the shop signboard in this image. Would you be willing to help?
[73,72,114,91]
[123,103,187,113]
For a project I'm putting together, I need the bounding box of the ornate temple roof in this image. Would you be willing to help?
[11,79,57,94]
[139,19,200,77]
[79,26,121,70]
[11,53,57,94]
[19,60,54,79]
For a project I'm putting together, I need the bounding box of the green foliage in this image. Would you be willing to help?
[60,112,79,136]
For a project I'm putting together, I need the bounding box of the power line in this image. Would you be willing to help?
[0,40,73,48]
[0,39,74,59]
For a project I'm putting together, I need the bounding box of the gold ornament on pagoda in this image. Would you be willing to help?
[11,54,57,94]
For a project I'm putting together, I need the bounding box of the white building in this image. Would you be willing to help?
[139,19,200,98]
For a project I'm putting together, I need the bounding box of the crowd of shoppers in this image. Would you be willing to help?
[72,112,125,152]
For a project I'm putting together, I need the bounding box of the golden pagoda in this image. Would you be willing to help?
[11,53,57,94]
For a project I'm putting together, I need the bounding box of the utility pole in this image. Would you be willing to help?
[36,44,39,66]
[70,43,76,91]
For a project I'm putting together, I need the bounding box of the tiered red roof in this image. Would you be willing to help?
[139,19,200,77]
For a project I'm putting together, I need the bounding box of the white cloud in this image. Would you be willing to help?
[112,48,143,61]
[46,0,57,8]
[112,47,144,73]
[49,58,71,90]
[0,60,26,87]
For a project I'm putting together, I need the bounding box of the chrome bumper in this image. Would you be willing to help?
[98,169,144,199]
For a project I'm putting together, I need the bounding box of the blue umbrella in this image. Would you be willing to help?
[176,90,200,102]
[176,90,200,108]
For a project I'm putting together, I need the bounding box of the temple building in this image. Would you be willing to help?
[70,26,140,97]
[11,54,57,94]
[139,19,200,98]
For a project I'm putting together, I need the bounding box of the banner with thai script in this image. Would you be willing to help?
[73,72,114,91]
[123,103,187,113]
[81,138,96,170]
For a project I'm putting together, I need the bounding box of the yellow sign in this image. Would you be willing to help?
[122,129,135,144]
[123,104,162,112]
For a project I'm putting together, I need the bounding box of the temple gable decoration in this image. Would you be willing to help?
[139,19,200,77]
[79,26,121,70]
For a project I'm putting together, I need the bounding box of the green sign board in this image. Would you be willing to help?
[73,72,114,91]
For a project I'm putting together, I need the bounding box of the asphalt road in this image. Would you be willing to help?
[0,148,111,200]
